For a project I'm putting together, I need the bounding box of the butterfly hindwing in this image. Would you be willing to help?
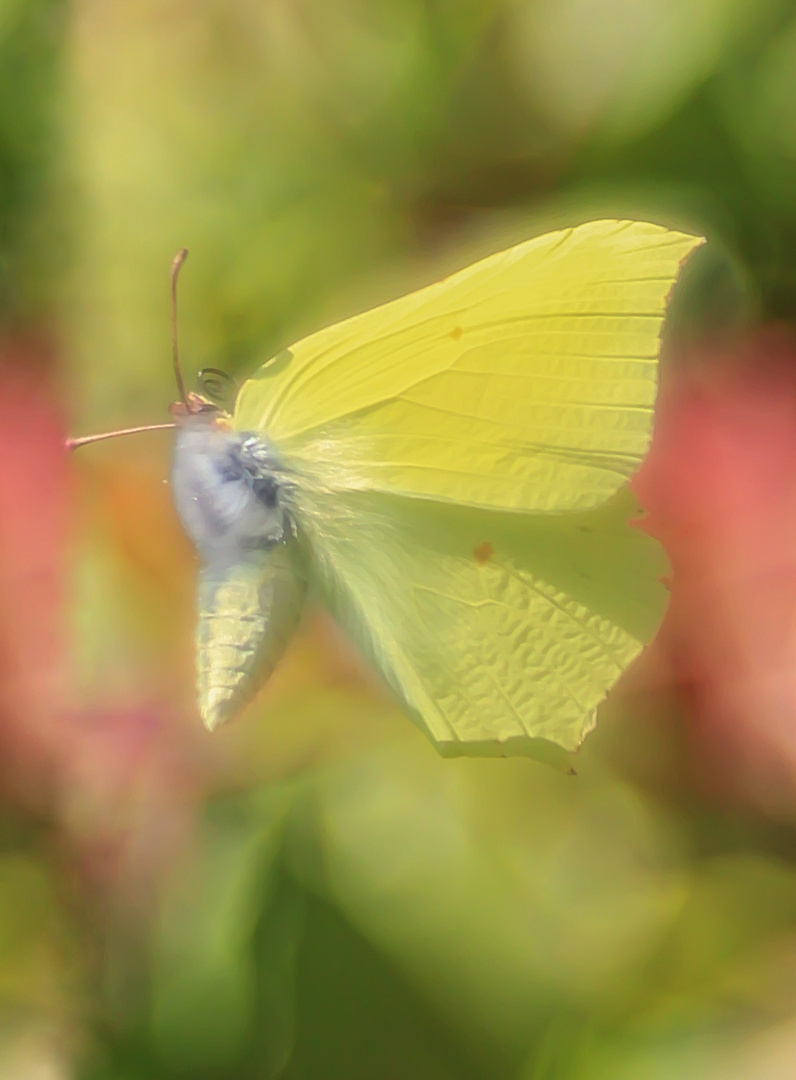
[294,486,666,756]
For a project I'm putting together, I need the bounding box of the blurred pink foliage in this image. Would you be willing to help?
[0,346,196,899]
[0,342,68,806]
[637,329,796,809]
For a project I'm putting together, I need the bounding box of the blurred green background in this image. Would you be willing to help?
[4,1,796,1077]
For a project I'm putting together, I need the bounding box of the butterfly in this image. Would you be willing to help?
[71,220,702,758]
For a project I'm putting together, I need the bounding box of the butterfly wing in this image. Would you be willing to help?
[228,219,699,750]
[234,220,703,514]
[295,485,666,756]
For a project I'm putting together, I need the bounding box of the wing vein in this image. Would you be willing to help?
[500,561,627,669]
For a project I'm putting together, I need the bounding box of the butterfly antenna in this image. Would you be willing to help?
[65,248,191,451]
[66,423,176,451]
[171,247,189,408]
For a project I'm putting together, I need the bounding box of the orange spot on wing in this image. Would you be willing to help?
[473,541,493,564]
[449,326,463,340]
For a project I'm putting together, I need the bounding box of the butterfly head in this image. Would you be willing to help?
[169,391,227,424]
[169,364,240,429]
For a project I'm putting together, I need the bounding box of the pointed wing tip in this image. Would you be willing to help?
[676,231,707,259]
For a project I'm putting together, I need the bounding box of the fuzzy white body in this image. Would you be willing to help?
[171,417,307,729]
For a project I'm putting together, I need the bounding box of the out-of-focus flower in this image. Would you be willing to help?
[636,329,796,809]
[0,343,68,805]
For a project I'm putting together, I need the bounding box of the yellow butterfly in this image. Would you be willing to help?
[72,220,702,758]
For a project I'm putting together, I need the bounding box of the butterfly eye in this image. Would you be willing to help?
[197,367,239,409]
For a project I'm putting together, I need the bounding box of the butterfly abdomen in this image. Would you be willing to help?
[196,544,307,730]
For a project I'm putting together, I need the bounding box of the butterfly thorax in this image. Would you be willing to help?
[171,410,293,563]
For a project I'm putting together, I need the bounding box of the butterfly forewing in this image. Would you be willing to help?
[234,220,703,514]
